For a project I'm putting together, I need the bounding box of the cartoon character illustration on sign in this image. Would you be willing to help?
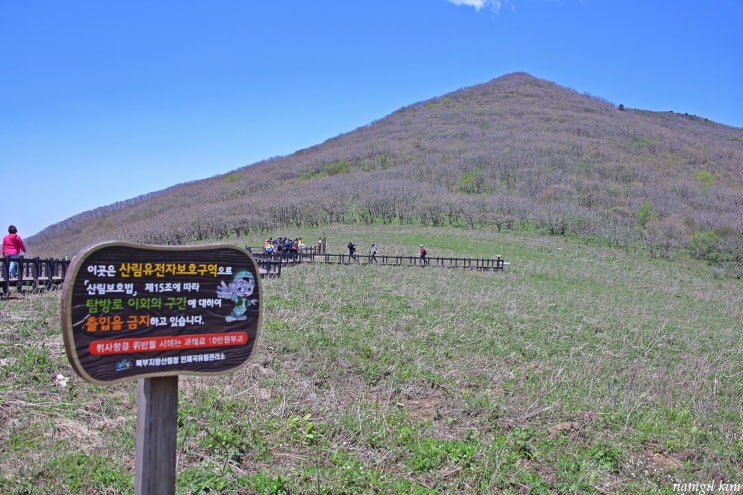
[217,270,258,322]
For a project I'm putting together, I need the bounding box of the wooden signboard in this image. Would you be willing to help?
[61,241,262,384]
[62,241,264,494]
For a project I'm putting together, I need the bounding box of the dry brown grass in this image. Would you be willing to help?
[2,227,742,493]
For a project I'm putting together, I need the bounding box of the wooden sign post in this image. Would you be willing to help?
[135,375,178,494]
[61,242,262,495]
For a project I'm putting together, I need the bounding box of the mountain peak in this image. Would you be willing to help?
[29,74,743,258]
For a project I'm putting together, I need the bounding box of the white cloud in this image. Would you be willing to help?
[448,0,503,12]
[449,0,487,9]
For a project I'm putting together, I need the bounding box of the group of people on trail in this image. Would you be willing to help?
[344,242,428,265]
[264,236,305,260]
[2,225,27,278]
[261,236,429,266]
[347,242,379,263]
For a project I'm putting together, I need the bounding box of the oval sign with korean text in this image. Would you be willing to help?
[61,242,262,384]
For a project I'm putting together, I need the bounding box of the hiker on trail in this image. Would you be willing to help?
[369,243,378,263]
[419,244,428,265]
[347,242,357,261]
[2,225,27,278]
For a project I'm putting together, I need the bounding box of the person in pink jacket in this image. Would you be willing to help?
[2,225,27,278]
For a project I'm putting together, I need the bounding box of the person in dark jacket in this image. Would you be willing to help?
[419,244,428,265]
[347,242,357,261]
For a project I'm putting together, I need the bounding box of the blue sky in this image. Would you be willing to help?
[2,0,741,238]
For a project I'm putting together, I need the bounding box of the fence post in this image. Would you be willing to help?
[0,258,8,296]
[16,256,25,293]
[29,257,40,292]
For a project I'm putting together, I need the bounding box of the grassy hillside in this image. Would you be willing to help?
[2,226,741,494]
[28,73,743,269]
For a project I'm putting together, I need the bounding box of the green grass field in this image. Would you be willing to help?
[1,226,741,494]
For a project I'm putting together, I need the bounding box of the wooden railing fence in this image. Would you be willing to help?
[1,256,71,297]
[248,247,508,271]
[1,256,283,298]
[2,248,506,298]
